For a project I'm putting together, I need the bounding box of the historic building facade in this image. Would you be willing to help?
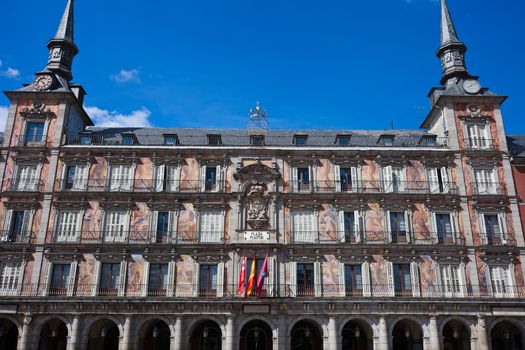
[1,0,524,349]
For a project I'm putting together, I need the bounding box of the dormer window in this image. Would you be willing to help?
[293,135,308,146]
[336,134,351,146]
[121,134,137,145]
[207,134,222,146]
[379,135,395,147]
[419,135,437,147]
[164,134,179,146]
[250,135,265,146]
[80,135,92,145]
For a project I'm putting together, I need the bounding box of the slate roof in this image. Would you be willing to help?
[507,135,525,157]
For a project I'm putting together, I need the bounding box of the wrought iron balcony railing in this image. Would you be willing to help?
[481,234,516,247]
[290,231,465,245]
[5,283,524,300]
[55,179,227,193]
[470,182,506,196]
[464,138,496,151]
[2,178,45,192]
[288,180,459,195]
[14,135,49,147]
[0,230,35,243]
[51,230,225,244]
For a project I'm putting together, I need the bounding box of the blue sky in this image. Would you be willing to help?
[0,0,524,132]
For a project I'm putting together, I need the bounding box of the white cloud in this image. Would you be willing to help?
[85,106,153,127]
[0,105,9,132]
[0,59,21,79]
[110,68,141,83]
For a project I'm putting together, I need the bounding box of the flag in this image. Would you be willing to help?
[245,255,256,298]
[237,252,247,296]
[256,251,269,297]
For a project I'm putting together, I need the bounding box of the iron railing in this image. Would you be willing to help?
[55,179,227,193]
[2,178,45,192]
[0,230,35,243]
[290,231,466,245]
[50,231,225,244]
[66,134,449,148]
[4,283,524,300]
[481,234,516,247]
[464,138,495,151]
[15,135,49,147]
[470,182,506,196]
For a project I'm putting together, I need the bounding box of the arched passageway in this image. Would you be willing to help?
[0,318,18,350]
[443,320,470,350]
[87,319,120,350]
[239,320,272,350]
[392,319,423,350]
[342,319,373,350]
[290,320,323,350]
[38,318,68,350]
[491,321,523,350]
[140,320,170,350]
[190,320,222,350]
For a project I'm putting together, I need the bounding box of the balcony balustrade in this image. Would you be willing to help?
[0,230,35,243]
[470,182,506,196]
[2,178,44,192]
[55,179,227,193]
[465,138,496,151]
[15,135,49,147]
[5,283,522,300]
[290,231,465,245]
[481,234,516,247]
[51,230,224,244]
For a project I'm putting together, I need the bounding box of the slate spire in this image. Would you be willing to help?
[46,0,78,82]
[436,0,469,85]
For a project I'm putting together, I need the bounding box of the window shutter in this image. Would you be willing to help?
[339,262,346,297]
[290,261,297,297]
[73,165,88,190]
[498,213,508,240]
[199,166,206,192]
[117,261,127,297]
[308,212,317,243]
[42,260,52,296]
[167,165,179,192]
[508,264,516,298]
[351,166,358,192]
[458,263,467,298]
[155,164,166,192]
[334,165,341,192]
[92,261,101,296]
[337,211,345,243]
[2,210,13,234]
[314,261,321,297]
[354,211,362,243]
[428,168,439,193]
[429,212,437,241]
[216,262,225,297]
[192,262,199,297]
[200,212,210,243]
[167,261,175,297]
[215,165,222,192]
[410,262,420,297]
[440,167,449,193]
[362,261,371,297]
[142,261,150,297]
[67,261,78,297]
[385,210,392,243]
[386,261,394,297]
[17,166,28,190]
[268,256,275,297]
[109,165,120,191]
[404,211,412,243]
[478,213,487,245]
[291,167,298,192]
[450,213,458,244]
[382,166,393,192]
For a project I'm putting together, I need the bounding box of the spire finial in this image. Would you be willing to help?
[248,102,269,135]
[45,0,78,82]
[436,0,469,85]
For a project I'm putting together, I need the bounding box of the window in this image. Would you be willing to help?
[121,134,136,145]
[336,135,351,146]
[293,135,308,146]
[155,165,179,192]
[199,264,217,297]
[292,210,317,243]
[435,213,454,243]
[49,264,71,296]
[164,134,179,146]
[250,135,265,146]
[419,135,437,147]
[244,258,268,296]
[428,167,449,193]
[291,167,311,192]
[344,264,362,296]
[156,211,171,243]
[440,265,462,297]
[466,124,490,149]
[99,263,120,296]
[80,135,92,145]
[482,213,507,245]
[382,166,405,193]
[204,166,220,192]
[103,211,129,243]
[336,166,358,192]
[393,264,412,296]
[16,165,39,191]
[379,135,394,147]
[490,266,512,297]
[0,262,21,295]
[148,263,169,295]
[341,212,359,243]
[3,210,30,242]
[207,134,222,146]
[473,169,497,195]
[64,165,88,190]
[200,211,223,243]
[109,164,133,191]
[25,122,45,143]
[389,212,407,243]
[55,210,82,242]
[296,263,314,296]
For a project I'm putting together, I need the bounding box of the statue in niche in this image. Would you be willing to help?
[246,182,269,229]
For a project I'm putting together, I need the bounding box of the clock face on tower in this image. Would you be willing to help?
[463,79,481,95]
[33,74,54,91]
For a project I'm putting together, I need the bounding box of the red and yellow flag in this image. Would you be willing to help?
[237,252,247,296]
[245,255,256,298]
[256,251,269,297]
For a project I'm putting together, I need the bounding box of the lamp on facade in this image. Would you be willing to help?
[153,326,159,339]
[304,326,311,338]
[0,325,4,337]
[203,327,209,339]
[504,330,511,340]
[354,327,360,339]
[453,329,459,339]
[405,329,411,339]
[51,329,58,338]
[101,328,107,338]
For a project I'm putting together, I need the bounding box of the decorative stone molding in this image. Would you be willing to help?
[473,204,508,213]
[12,152,47,163]
[4,201,40,210]
[143,248,178,263]
[374,155,408,167]
[53,200,88,210]
[98,200,136,210]
[94,249,130,262]
[330,154,364,166]
[59,153,94,164]
[20,102,54,119]
[105,153,139,165]
[44,248,84,262]
[0,252,30,263]
[234,161,280,184]
[147,200,182,211]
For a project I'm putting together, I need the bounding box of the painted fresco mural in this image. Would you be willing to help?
[77,253,96,296]
[316,159,334,189]
[130,203,149,242]
[177,203,196,242]
[176,255,194,296]
[22,257,34,294]
[365,204,384,242]
[322,255,340,297]
[318,205,337,242]
[412,204,431,240]
[419,256,437,293]
[180,158,199,191]
[370,255,389,296]
[127,254,145,296]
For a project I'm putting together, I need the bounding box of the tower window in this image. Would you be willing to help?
[250,135,265,146]
[164,134,179,146]
[293,135,308,146]
[207,134,222,146]
[379,135,395,147]
[336,134,351,146]
[121,134,137,145]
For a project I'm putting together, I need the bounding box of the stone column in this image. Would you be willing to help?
[18,314,32,350]
[476,316,488,350]
[67,316,80,350]
[120,316,133,350]
[374,317,388,350]
[275,316,287,350]
[173,317,182,350]
[224,316,234,350]
[328,317,338,350]
[427,316,440,350]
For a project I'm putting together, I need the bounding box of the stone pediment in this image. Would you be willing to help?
[234,162,280,184]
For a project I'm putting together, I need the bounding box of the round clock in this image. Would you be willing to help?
[463,79,481,94]
[34,74,53,91]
